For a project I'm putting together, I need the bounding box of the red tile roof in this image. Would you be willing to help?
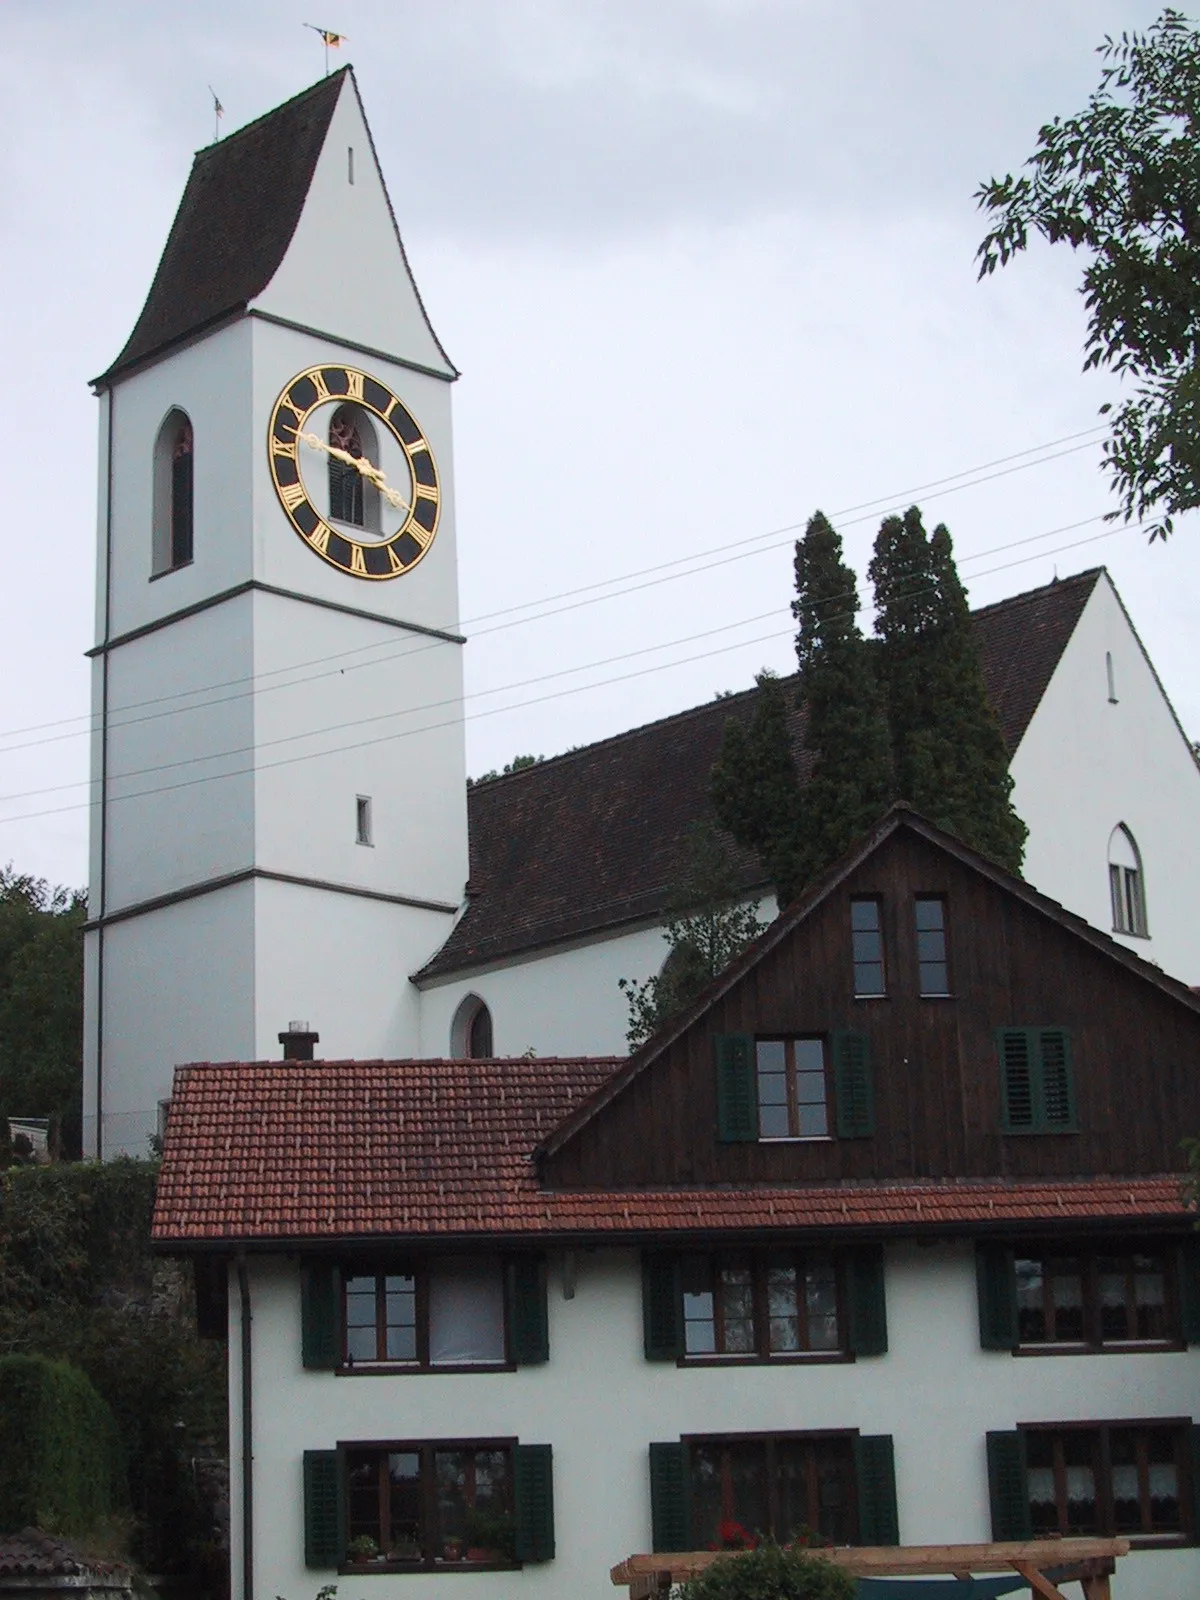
[421,570,1102,980]
[0,1531,131,1582]
[152,1057,1190,1246]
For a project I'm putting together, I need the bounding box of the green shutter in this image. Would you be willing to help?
[1178,1240,1200,1345]
[986,1431,1031,1541]
[1037,1029,1076,1131]
[300,1262,340,1370]
[853,1435,899,1545]
[649,1443,691,1552]
[508,1256,549,1365]
[834,1031,875,1138]
[303,1449,343,1568]
[975,1244,1018,1350]
[642,1253,683,1360]
[846,1246,888,1357]
[515,1443,555,1562]
[1190,1426,1200,1537]
[714,1033,757,1142]
[999,1030,1034,1131]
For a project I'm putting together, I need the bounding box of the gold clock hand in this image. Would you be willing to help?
[296,429,411,513]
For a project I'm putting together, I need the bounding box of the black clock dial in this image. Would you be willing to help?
[266,364,441,580]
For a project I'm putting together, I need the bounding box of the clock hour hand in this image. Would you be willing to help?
[296,429,411,513]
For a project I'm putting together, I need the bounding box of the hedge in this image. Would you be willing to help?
[0,1354,126,1536]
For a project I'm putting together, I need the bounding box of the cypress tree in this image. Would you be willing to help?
[790,510,892,888]
[711,671,806,906]
[869,506,1027,872]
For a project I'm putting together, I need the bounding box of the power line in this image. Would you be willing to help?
[0,425,1104,753]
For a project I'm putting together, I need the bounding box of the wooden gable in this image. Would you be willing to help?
[540,814,1200,1189]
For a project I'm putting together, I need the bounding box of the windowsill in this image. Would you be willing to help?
[758,1135,834,1145]
[149,559,194,582]
[852,993,889,1002]
[355,840,375,849]
[340,1559,521,1575]
[1014,1339,1184,1358]
[1001,1127,1079,1137]
[679,1351,852,1368]
[1112,927,1151,940]
[919,992,955,1001]
[337,1361,515,1377]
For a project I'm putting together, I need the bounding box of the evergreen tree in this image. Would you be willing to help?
[790,510,892,887]
[869,506,1027,872]
[618,820,764,1049]
[710,670,807,906]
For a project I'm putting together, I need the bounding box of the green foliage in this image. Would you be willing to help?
[0,1354,124,1537]
[678,1545,855,1600]
[0,865,86,1159]
[467,754,544,786]
[869,508,1027,873]
[976,8,1200,541]
[711,672,807,905]
[0,1160,226,1581]
[619,821,764,1049]
[1184,1136,1200,1216]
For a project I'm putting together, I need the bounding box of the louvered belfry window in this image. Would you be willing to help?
[999,1028,1076,1133]
[329,406,366,525]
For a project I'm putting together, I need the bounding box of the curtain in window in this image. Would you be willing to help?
[428,1258,505,1364]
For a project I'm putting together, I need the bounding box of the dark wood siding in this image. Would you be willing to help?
[544,830,1200,1188]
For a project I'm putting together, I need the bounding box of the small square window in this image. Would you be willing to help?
[850,898,885,997]
[355,795,373,846]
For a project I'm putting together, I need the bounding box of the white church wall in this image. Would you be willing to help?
[231,1240,1200,1600]
[83,882,255,1156]
[250,876,451,1063]
[1012,574,1200,986]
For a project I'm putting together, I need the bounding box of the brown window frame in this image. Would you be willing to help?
[850,897,886,999]
[1019,1419,1195,1546]
[913,894,952,997]
[1014,1242,1183,1353]
[341,1436,518,1571]
[341,1260,513,1372]
[754,1036,833,1140]
[684,1429,860,1548]
[679,1250,848,1364]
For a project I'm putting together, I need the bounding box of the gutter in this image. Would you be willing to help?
[236,1256,253,1600]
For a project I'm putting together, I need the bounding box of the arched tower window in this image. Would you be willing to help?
[1108,824,1148,936]
[451,994,494,1060]
[151,410,194,575]
[328,403,381,532]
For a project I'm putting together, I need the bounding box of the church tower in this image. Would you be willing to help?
[83,71,468,1156]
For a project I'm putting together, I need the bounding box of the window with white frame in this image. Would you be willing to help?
[1108,824,1148,936]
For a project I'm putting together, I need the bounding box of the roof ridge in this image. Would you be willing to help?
[191,68,349,164]
[968,565,1103,620]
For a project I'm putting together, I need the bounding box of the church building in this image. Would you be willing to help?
[83,71,1200,1157]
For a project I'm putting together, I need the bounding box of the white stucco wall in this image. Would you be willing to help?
[1012,574,1200,986]
[230,1241,1200,1600]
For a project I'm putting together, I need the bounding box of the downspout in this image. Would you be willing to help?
[95,385,116,1160]
[237,1255,254,1600]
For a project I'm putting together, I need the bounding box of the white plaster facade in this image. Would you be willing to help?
[229,1243,1200,1600]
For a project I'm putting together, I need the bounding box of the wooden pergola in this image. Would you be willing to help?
[612,1538,1129,1600]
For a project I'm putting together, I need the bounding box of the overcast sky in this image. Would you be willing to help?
[2,0,1198,890]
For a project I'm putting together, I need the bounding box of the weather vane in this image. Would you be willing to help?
[208,86,223,144]
[304,23,348,76]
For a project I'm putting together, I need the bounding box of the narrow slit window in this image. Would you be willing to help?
[348,145,355,184]
[1106,650,1118,703]
[914,896,950,995]
[152,408,194,575]
[850,898,885,997]
[356,795,372,846]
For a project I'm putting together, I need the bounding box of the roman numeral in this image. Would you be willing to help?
[350,544,368,575]
[409,439,429,454]
[345,370,364,402]
[273,440,298,461]
[308,522,331,555]
[387,543,405,573]
[311,369,331,402]
[279,481,307,511]
[415,484,439,504]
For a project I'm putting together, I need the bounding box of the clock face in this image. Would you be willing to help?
[267,364,441,580]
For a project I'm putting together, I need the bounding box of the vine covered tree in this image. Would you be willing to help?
[977,8,1200,541]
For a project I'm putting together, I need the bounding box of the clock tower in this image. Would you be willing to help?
[83,70,468,1156]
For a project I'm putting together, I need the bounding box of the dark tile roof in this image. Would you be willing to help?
[151,1058,1187,1246]
[0,1531,130,1582]
[419,568,1103,980]
[98,72,348,384]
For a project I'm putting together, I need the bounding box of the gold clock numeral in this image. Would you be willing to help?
[345,370,364,402]
[380,395,398,422]
[273,440,298,461]
[279,480,307,511]
[308,522,331,555]
[276,402,299,430]
[415,484,440,505]
[386,543,405,573]
[409,439,429,454]
[311,369,332,402]
[350,544,368,576]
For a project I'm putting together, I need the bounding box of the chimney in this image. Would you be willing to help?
[279,1020,320,1061]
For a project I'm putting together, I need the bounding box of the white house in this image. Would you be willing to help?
[154,811,1200,1600]
[83,69,1200,1158]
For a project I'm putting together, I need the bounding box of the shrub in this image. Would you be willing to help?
[678,1544,855,1600]
[0,1354,125,1536]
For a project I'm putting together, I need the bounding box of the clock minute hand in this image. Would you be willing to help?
[296,429,411,513]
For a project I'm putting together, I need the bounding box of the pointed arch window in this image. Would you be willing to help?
[152,409,194,575]
[1108,825,1148,936]
[451,995,494,1060]
[328,403,381,532]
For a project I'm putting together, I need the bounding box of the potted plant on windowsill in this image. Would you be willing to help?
[346,1535,380,1565]
[441,1535,464,1563]
[464,1508,516,1563]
